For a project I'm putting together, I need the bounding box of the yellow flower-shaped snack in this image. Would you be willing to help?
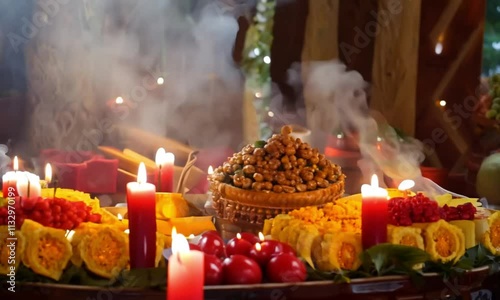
[313,231,362,272]
[270,214,293,240]
[156,233,169,267]
[0,227,26,275]
[155,193,189,219]
[21,220,72,281]
[483,211,500,256]
[388,225,424,250]
[278,220,302,245]
[424,220,465,263]
[70,222,102,267]
[295,224,320,268]
[79,226,129,279]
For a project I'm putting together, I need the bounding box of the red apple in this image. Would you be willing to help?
[204,254,223,285]
[222,255,262,284]
[266,253,306,283]
[239,232,261,244]
[198,233,226,258]
[226,236,253,256]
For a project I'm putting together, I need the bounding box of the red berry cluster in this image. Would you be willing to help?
[388,193,440,226]
[0,197,102,230]
[440,203,476,221]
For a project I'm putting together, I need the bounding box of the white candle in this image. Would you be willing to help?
[16,172,41,199]
[168,228,204,300]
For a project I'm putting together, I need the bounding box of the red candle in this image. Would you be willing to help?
[2,156,20,197]
[168,229,204,300]
[226,233,253,256]
[154,148,174,192]
[361,174,389,249]
[126,162,157,268]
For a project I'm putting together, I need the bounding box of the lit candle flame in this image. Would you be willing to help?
[258,232,265,242]
[137,162,148,184]
[255,243,262,251]
[117,213,123,221]
[124,229,130,234]
[165,152,175,165]
[13,156,18,171]
[361,174,388,198]
[371,174,379,188]
[236,233,241,239]
[115,96,124,104]
[188,234,195,239]
[172,232,190,255]
[157,77,164,85]
[208,165,213,175]
[155,148,166,168]
[45,163,52,183]
[398,179,415,191]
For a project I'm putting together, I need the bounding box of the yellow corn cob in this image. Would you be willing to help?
[388,225,424,250]
[21,220,72,281]
[483,211,500,256]
[424,220,465,263]
[449,220,476,249]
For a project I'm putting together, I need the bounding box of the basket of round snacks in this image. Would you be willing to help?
[209,126,345,230]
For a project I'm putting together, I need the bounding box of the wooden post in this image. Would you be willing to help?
[370,0,421,136]
[301,0,340,132]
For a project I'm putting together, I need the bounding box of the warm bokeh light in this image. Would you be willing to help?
[157,77,164,85]
[115,96,124,104]
[439,100,447,107]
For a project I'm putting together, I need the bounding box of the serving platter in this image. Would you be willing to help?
[2,266,495,300]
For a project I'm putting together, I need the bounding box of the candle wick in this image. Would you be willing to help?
[158,166,162,192]
[27,174,31,199]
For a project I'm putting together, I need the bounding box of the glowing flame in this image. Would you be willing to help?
[255,243,262,251]
[188,234,195,239]
[13,156,18,171]
[371,174,379,187]
[208,165,214,175]
[172,232,190,255]
[117,213,123,221]
[45,163,52,183]
[137,162,148,184]
[258,232,265,242]
[115,96,124,104]
[124,229,130,234]
[398,179,415,191]
[157,77,164,85]
[165,152,175,165]
[236,233,242,239]
[361,174,388,198]
[439,100,446,107]
[435,42,443,55]
[155,148,166,167]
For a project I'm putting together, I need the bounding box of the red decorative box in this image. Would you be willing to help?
[40,149,118,194]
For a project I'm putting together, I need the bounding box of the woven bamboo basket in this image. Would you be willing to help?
[210,175,345,235]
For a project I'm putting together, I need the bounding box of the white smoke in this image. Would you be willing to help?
[303,60,447,195]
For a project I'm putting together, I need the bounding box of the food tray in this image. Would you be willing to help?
[2,266,495,300]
